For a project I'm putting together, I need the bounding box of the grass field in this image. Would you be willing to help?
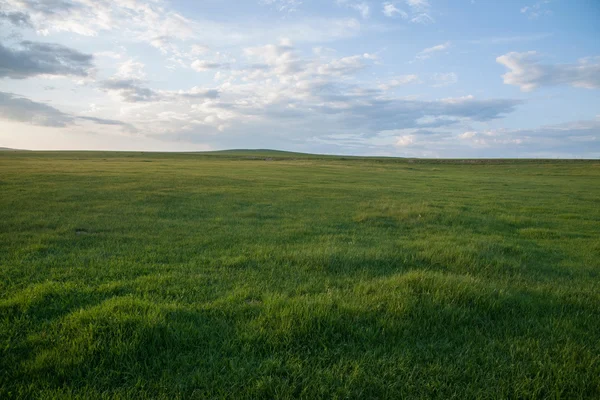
[1,151,599,399]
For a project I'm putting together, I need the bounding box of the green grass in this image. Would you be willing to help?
[1,151,599,399]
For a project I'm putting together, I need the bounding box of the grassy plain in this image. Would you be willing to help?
[0,151,599,399]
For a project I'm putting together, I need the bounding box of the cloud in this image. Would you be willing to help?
[415,42,450,60]
[350,3,370,19]
[0,91,135,131]
[76,116,138,133]
[100,78,222,104]
[404,0,434,23]
[149,36,177,54]
[379,74,420,90]
[175,88,220,100]
[100,79,160,103]
[190,44,209,55]
[191,60,228,72]
[115,59,146,80]
[521,1,552,19]
[405,0,429,9]
[0,40,93,79]
[396,134,415,146]
[260,0,302,13]
[457,118,599,157]
[5,0,359,48]
[335,1,371,19]
[497,52,600,91]
[97,59,169,103]
[0,11,32,27]
[382,3,408,18]
[380,1,430,23]
[324,116,599,158]
[0,0,192,43]
[243,40,305,77]
[1,0,113,36]
[316,54,372,76]
[94,40,522,151]
[239,42,377,84]
[432,95,520,121]
[410,13,433,24]
[189,87,517,140]
[0,91,72,127]
[1,0,363,58]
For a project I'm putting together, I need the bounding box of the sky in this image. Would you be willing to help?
[0,0,599,157]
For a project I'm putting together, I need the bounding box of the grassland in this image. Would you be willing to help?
[1,151,599,399]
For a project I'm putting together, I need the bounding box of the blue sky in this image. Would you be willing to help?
[0,0,598,157]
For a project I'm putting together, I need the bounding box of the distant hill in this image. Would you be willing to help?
[196,149,406,162]
[201,149,317,157]
[197,149,334,160]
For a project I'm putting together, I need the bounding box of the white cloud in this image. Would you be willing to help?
[381,1,431,22]
[369,117,599,158]
[261,0,303,13]
[317,54,372,76]
[1,0,191,40]
[521,1,552,19]
[497,52,600,91]
[415,42,450,60]
[404,0,433,23]
[190,44,209,55]
[396,134,415,147]
[456,118,600,157]
[410,13,434,24]
[244,40,304,78]
[405,0,429,10]
[336,1,371,19]
[379,74,420,90]
[1,0,362,56]
[382,3,407,18]
[351,3,370,18]
[116,59,146,80]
